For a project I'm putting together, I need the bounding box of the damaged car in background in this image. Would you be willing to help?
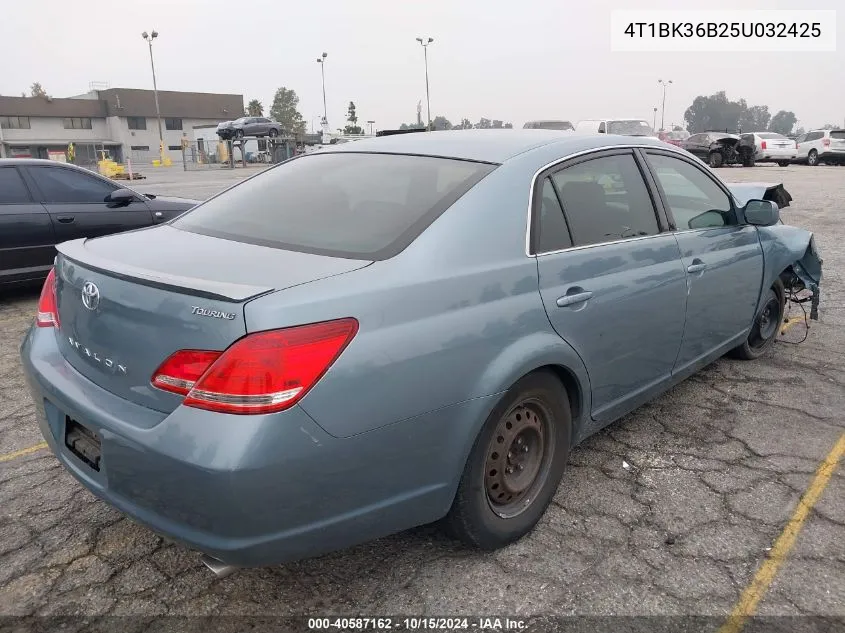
[682,131,756,168]
[20,132,822,575]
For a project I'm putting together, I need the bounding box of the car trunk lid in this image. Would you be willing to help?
[53,226,371,415]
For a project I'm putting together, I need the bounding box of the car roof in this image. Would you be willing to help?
[0,158,86,167]
[316,129,668,164]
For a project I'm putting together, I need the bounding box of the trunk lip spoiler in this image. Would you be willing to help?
[55,238,275,303]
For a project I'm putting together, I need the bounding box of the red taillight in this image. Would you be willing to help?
[36,268,60,328]
[823,138,831,147]
[760,140,767,150]
[152,350,222,395]
[151,318,358,415]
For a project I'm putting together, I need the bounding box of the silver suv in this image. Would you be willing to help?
[795,129,845,166]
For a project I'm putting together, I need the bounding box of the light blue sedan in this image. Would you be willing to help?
[20,130,822,575]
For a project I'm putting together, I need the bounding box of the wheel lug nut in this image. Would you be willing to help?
[508,451,513,460]
[506,467,513,474]
[518,464,524,471]
[523,446,529,453]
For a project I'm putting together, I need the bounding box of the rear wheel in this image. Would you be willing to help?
[269,128,279,138]
[236,129,245,139]
[741,151,755,167]
[729,281,785,360]
[708,152,723,168]
[446,371,571,550]
[807,149,819,166]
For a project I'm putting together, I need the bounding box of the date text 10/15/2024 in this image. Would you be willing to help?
[307,617,528,631]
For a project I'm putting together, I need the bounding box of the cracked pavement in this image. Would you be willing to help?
[0,165,843,627]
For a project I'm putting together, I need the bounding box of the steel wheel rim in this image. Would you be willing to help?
[484,398,555,519]
[750,295,780,349]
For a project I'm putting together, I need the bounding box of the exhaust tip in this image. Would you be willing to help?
[200,554,238,578]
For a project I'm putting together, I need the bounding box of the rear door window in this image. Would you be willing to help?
[0,167,31,204]
[550,153,659,247]
[174,152,496,260]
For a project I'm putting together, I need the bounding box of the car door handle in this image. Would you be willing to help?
[55,215,75,223]
[556,291,593,307]
[687,262,707,274]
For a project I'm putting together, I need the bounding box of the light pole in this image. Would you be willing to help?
[658,79,672,132]
[415,37,434,130]
[367,120,375,136]
[316,53,328,126]
[653,107,658,133]
[141,31,164,157]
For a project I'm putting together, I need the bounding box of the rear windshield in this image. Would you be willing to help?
[607,120,653,136]
[830,131,845,140]
[173,152,496,260]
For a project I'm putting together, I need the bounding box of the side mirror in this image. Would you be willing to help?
[744,199,780,226]
[105,188,135,207]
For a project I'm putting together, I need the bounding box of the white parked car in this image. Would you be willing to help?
[795,129,845,166]
[575,119,655,137]
[740,132,797,167]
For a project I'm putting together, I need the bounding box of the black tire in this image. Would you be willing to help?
[807,149,819,166]
[445,371,572,550]
[708,152,723,168]
[777,161,790,167]
[236,129,245,139]
[269,128,279,138]
[741,151,755,167]
[729,280,785,360]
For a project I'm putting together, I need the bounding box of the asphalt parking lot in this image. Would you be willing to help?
[0,164,843,630]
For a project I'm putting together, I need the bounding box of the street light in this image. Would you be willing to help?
[415,37,434,131]
[367,120,375,136]
[658,79,673,132]
[141,30,164,156]
[316,53,328,126]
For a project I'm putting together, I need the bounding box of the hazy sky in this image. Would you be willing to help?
[2,0,842,131]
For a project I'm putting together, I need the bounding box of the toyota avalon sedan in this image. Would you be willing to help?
[20,130,822,573]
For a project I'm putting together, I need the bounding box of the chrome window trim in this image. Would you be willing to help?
[525,143,684,257]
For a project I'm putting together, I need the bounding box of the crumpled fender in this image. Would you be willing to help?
[755,224,823,319]
[726,182,792,209]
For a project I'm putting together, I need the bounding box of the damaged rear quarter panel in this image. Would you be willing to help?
[754,224,823,316]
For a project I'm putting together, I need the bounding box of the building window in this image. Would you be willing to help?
[130,145,150,151]
[165,118,183,131]
[63,117,93,130]
[0,116,31,129]
[127,117,146,130]
[167,145,182,151]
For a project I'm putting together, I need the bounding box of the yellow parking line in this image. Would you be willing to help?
[780,316,805,335]
[718,432,845,633]
[0,441,48,463]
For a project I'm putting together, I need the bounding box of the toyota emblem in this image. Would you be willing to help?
[81,282,100,311]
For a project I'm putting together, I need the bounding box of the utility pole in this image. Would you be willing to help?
[142,31,164,160]
[658,78,672,132]
[316,53,328,126]
[416,37,434,131]
[653,108,658,133]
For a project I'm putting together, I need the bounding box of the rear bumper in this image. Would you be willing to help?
[820,149,845,162]
[20,326,486,566]
[757,149,797,161]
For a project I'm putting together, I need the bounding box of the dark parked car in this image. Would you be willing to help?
[217,117,283,140]
[20,132,822,573]
[0,159,199,287]
[682,132,756,168]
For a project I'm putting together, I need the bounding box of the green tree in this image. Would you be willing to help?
[504,122,513,129]
[269,87,305,133]
[476,117,492,129]
[399,122,425,130]
[794,126,806,136]
[431,115,452,131]
[768,110,797,135]
[684,91,748,133]
[246,99,263,116]
[30,82,47,97]
[739,105,771,132]
[344,101,363,134]
[821,123,837,130]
